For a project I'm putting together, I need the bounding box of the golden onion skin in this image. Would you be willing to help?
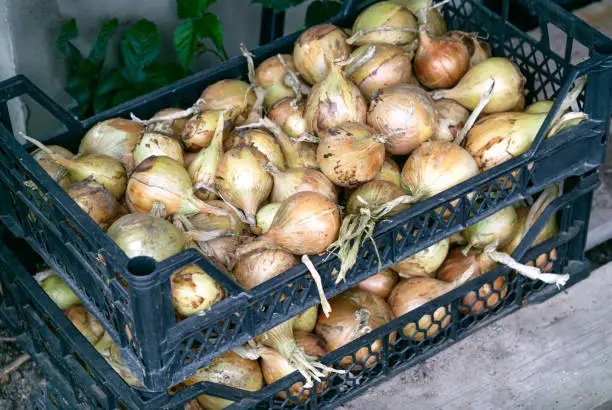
[351,2,418,46]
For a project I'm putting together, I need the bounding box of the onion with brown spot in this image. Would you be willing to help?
[199,80,256,125]
[133,132,184,167]
[66,180,121,231]
[182,110,232,152]
[31,145,73,189]
[225,128,286,170]
[171,265,225,317]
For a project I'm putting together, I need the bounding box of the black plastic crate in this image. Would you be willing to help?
[0,170,600,410]
[0,0,611,391]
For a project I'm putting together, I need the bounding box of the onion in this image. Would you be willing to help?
[171,264,225,317]
[432,57,526,114]
[355,269,398,299]
[525,100,554,114]
[392,0,447,36]
[391,238,450,278]
[447,31,491,68]
[463,205,518,251]
[184,152,197,168]
[304,63,367,137]
[267,165,337,203]
[226,128,286,169]
[268,98,309,140]
[317,122,386,188]
[233,248,298,290]
[215,146,273,225]
[31,145,73,189]
[345,44,414,99]
[316,288,395,369]
[367,84,438,155]
[401,141,479,200]
[24,135,127,199]
[504,206,558,256]
[294,330,328,358]
[414,27,470,89]
[464,112,546,172]
[199,80,256,125]
[133,131,184,167]
[126,156,228,216]
[256,203,281,234]
[79,118,142,172]
[184,400,202,410]
[434,98,469,141]
[148,108,188,138]
[202,235,243,272]
[66,180,121,231]
[388,277,453,341]
[108,213,184,261]
[374,157,401,186]
[37,271,80,309]
[294,306,319,333]
[188,112,226,200]
[293,24,351,85]
[255,54,300,108]
[190,200,249,234]
[346,180,406,216]
[181,351,263,410]
[349,2,418,46]
[64,304,104,345]
[98,342,142,387]
[182,110,231,152]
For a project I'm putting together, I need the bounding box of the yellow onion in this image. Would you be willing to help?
[171,264,225,317]
[391,238,450,278]
[66,180,121,231]
[202,235,244,272]
[346,180,407,216]
[98,342,142,387]
[226,128,285,169]
[392,0,447,36]
[182,110,232,152]
[294,306,319,333]
[401,141,479,200]
[437,248,505,314]
[414,27,470,89]
[293,24,351,85]
[31,145,73,189]
[215,146,273,225]
[37,271,80,309]
[127,156,227,216]
[64,304,104,345]
[432,57,526,114]
[267,165,337,203]
[184,152,197,168]
[447,31,491,68]
[294,330,328,358]
[355,269,398,299]
[367,84,438,155]
[268,98,309,140]
[233,248,298,290]
[256,203,281,234]
[24,135,127,199]
[388,277,453,341]
[199,80,256,125]
[147,108,188,138]
[133,132,184,167]
[317,123,386,188]
[108,213,184,261]
[79,118,142,172]
[434,98,469,141]
[349,2,418,46]
[374,157,401,186]
[316,288,395,369]
[255,54,300,108]
[346,44,414,99]
[463,205,518,250]
[252,118,318,169]
[188,113,226,200]
[182,351,263,410]
[464,112,546,172]
[184,400,201,410]
[190,201,249,234]
[504,206,558,256]
[525,100,554,114]
[304,64,367,137]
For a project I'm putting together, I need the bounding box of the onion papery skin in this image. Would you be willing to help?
[133,132,184,167]
[436,249,506,314]
[108,213,184,261]
[355,269,398,299]
[503,207,558,256]
[304,64,367,137]
[293,24,351,85]
[317,122,386,188]
[63,154,127,200]
[367,84,438,155]
[149,108,188,138]
[182,110,232,152]
[316,288,395,369]
[268,98,308,139]
[346,180,407,216]
[255,54,299,108]
[391,238,449,278]
[79,118,142,172]
[66,180,121,231]
[401,141,479,200]
[525,100,554,114]
[40,273,80,309]
[463,205,518,250]
[464,112,546,172]
[171,265,225,317]
[414,27,470,90]
[351,2,418,46]
[256,202,281,234]
[447,31,491,68]
[181,351,263,410]
[233,248,298,290]
[388,277,453,341]
[201,235,243,272]
[269,167,337,203]
[215,146,273,224]
[64,305,104,345]
[293,305,319,333]
[190,200,249,234]
[391,0,447,36]
[199,80,256,125]
[264,191,340,255]
[435,57,526,114]
[374,157,401,186]
[226,128,286,169]
[434,99,469,142]
[347,44,414,99]
[32,145,73,189]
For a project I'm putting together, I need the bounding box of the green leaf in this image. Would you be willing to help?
[194,12,226,60]
[120,19,161,83]
[96,69,129,95]
[56,19,81,58]
[305,1,342,26]
[89,18,119,65]
[250,0,305,13]
[174,20,196,71]
[144,62,185,88]
[93,91,114,114]
[177,0,200,19]
[111,87,147,107]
